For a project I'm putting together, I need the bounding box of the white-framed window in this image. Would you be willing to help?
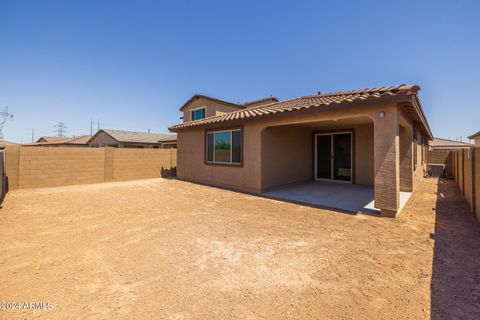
[206,129,242,165]
[191,107,206,121]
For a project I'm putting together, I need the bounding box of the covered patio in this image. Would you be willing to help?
[263,180,412,215]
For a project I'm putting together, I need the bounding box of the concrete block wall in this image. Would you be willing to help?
[5,146,20,190]
[5,147,177,190]
[112,148,174,181]
[475,147,480,221]
[18,147,106,188]
[453,148,478,220]
[463,149,474,212]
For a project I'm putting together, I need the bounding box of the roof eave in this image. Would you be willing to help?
[468,131,480,139]
[408,95,434,140]
[169,94,411,132]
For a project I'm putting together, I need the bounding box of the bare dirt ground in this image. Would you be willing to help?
[1,178,479,319]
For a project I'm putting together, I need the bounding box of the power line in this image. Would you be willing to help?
[0,106,14,140]
[54,121,67,137]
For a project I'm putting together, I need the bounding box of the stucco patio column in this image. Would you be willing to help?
[373,107,400,217]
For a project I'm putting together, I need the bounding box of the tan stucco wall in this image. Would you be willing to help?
[5,147,177,189]
[177,126,262,192]
[261,126,313,189]
[182,97,243,122]
[259,123,374,190]
[413,127,425,189]
[355,124,375,186]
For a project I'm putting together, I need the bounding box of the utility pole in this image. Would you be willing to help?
[0,106,14,140]
[90,117,93,135]
[97,119,100,131]
[54,121,67,137]
[31,128,34,142]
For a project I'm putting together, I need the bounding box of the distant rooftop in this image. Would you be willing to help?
[36,136,68,143]
[93,129,176,144]
[26,135,92,146]
[468,130,480,140]
[0,140,18,146]
[429,137,473,150]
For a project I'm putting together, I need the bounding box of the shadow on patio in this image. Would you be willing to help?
[262,180,411,215]
[431,179,480,319]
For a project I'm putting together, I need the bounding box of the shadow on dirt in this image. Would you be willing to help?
[431,179,480,319]
[160,166,177,178]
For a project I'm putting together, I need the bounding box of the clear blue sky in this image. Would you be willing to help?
[1,0,479,143]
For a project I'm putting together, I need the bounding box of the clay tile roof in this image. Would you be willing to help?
[468,130,480,140]
[98,129,176,144]
[429,137,473,150]
[169,84,430,136]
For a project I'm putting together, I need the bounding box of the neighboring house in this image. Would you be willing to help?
[0,140,18,147]
[87,129,177,148]
[468,131,480,147]
[428,138,473,178]
[169,84,433,217]
[36,136,68,143]
[25,135,92,147]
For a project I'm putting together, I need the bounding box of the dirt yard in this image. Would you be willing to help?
[1,178,479,319]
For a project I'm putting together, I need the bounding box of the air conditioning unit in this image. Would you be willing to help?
[428,164,445,178]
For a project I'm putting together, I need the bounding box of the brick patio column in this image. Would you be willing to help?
[373,107,400,217]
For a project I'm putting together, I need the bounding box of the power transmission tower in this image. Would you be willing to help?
[54,121,67,137]
[0,106,14,140]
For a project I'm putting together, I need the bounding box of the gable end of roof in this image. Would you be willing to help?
[179,94,243,111]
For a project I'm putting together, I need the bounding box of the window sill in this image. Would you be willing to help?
[205,162,243,167]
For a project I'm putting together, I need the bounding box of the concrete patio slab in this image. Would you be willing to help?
[263,181,412,214]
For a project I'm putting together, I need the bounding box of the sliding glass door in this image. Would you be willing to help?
[315,132,352,182]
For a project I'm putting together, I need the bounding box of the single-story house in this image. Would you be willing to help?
[468,131,480,147]
[36,136,65,143]
[25,135,92,147]
[0,140,18,147]
[87,129,177,149]
[428,138,473,178]
[169,84,433,217]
